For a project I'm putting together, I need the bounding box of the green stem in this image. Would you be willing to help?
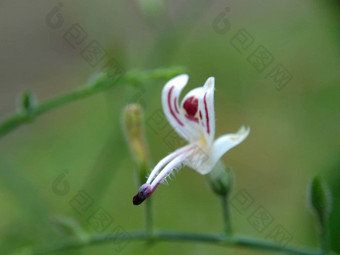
[318,219,331,255]
[32,230,324,255]
[0,67,185,139]
[221,196,232,236]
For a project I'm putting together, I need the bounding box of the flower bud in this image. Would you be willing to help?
[308,175,332,254]
[206,161,234,198]
[21,90,36,113]
[309,175,332,223]
[123,104,149,185]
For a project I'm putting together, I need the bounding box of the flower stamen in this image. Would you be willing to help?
[150,148,194,189]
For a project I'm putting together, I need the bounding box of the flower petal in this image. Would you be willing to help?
[180,77,215,144]
[162,74,193,141]
[201,77,215,142]
[188,126,250,175]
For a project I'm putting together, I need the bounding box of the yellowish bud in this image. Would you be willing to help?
[123,104,149,185]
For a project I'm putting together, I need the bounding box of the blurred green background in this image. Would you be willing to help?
[0,0,339,254]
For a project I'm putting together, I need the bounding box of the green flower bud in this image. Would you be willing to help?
[308,175,333,254]
[206,161,234,197]
[309,175,332,222]
[21,90,36,113]
[123,104,149,185]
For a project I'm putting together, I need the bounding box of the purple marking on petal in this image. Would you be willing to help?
[185,114,199,123]
[203,93,210,134]
[168,86,184,127]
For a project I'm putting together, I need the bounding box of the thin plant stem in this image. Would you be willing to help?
[221,196,232,236]
[31,230,325,255]
[318,220,331,255]
[0,67,185,139]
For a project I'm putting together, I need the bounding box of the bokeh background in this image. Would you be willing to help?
[0,0,339,254]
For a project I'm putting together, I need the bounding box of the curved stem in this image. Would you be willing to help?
[0,67,185,139]
[32,230,323,255]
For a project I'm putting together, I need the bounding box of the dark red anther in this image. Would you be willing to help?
[133,193,145,205]
[183,96,198,117]
[132,183,152,206]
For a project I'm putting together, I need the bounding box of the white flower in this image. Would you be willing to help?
[133,74,249,205]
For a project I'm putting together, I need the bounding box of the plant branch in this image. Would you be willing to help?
[0,67,185,139]
[32,230,325,255]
